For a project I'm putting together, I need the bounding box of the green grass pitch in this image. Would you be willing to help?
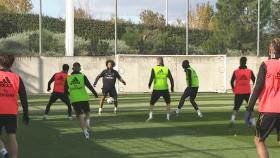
[10,93,280,158]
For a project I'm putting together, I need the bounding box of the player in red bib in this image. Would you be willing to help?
[230,57,255,125]
[43,64,73,120]
[246,38,280,158]
[0,54,29,158]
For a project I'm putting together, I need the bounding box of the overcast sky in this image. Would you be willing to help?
[32,0,216,24]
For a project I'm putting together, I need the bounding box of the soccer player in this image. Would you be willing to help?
[229,57,255,125]
[93,60,126,115]
[146,57,174,121]
[43,64,73,120]
[245,38,280,158]
[65,62,98,139]
[175,60,203,118]
[0,54,29,158]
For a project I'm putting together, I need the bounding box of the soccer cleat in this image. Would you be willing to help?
[146,117,153,122]
[3,153,9,158]
[43,115,48,120]
[175,108,179,117]
[83,130,90,140]
[197,110,203,118]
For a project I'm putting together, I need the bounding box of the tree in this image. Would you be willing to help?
[0,0,32,14]
[140,10,165,27]
[204,0,272,54]
[74,8,91,19]
[75,0,92,19]
[188,2,214,30]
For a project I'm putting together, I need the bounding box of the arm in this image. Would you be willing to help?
[186,69,192,87]
[148,69,155,88]
[168,69,174,92]
[116,71,126,85]
[247,63,266,112]
[18,77,29,124]
[64,80,69,95]
[85,75,98,98]
[230,71,236,90]
[47,74,55,91]
[251,70,256,84]
[93,70,105,86]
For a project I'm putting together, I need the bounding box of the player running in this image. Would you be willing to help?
[65,62,98,139]
[43,64,73,120]
[0,54,29,158]
[175,60,203,118]
[93,60,126,115]
[229,57,255,125]
[245,38,280,158]
[146,57,174,121]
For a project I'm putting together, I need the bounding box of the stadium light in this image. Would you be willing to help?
[39,0,42,56]
[257,0,260,56]
[166,0,168,26]
[186,0,189,55]
[65,0,74,56]
[115,0,118,56]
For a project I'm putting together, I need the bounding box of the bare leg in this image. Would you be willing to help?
[99,96,106,114]
[9,134,18,158]
[255,137,269,158]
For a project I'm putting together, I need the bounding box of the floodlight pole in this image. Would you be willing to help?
[65,0,74,56]
[39,0,42,56]
[257,0,260,56]
[166,0,168,26]
[115,0,118,56]
[186,0,189,55]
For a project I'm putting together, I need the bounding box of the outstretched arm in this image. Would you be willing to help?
[85,76,98,98]
[230,72,235,90]
[148,69,155,89]
[18,77,29,125]
[47,74,55,91]
[168,69,174,92]
[247,63,266,112]
[116,71,126,85]
[93,71,105,86]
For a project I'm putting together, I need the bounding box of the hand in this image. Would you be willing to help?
[244,111,252,125]
[93,84,96,87]
[148,84,151,89]
[22,113,30,125]
[123,81,126,85]
[47,87,51,92]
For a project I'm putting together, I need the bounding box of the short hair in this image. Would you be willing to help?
[0,54,15,68]
[62,64,69,71]
[157,57,164,66]
[270,38,280,54]
[72,62,81,71]
[182,60,189,68]
[240,57,247,65]
[106,60,115,67]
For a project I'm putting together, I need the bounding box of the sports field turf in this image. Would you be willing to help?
[10,93,280,158]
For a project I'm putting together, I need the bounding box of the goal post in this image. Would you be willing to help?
[116,54,227,93]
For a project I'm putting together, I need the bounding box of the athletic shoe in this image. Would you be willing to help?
[83,130,90,140]
[197,110,203,118]
[43,115,48,120]
[3,153,9,158]
[229,120,236,127]
[146,117,153,122]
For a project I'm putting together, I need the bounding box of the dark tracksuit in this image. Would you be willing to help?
[45,72,72,117]
[178,67,199,111]
[230,66,255,111]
